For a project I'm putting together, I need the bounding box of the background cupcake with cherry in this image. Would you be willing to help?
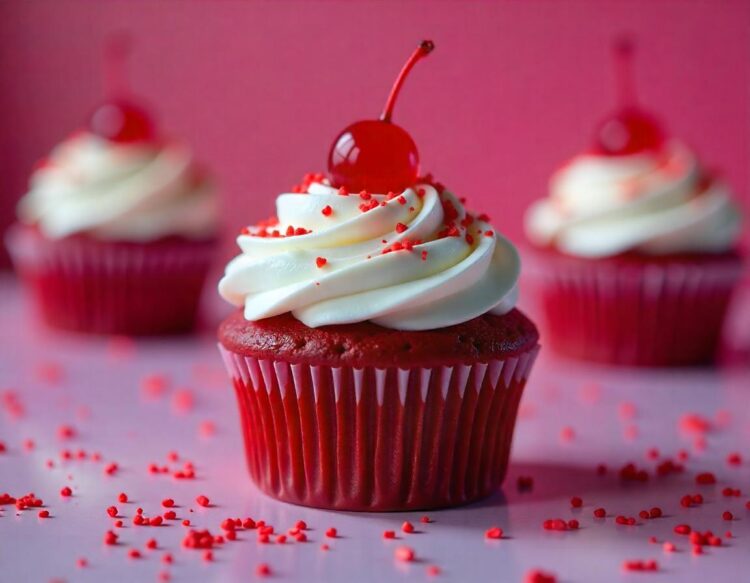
[218,41,540,511]
[524,37,744,366]
[6,35,218,335]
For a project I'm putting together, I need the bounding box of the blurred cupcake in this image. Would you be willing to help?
[6,39,218,335]
[217,41,540,510]
[524,39,743,366]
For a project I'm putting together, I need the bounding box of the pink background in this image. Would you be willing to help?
[1,0,748,267]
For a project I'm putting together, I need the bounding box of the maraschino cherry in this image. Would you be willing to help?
[88,34,155,144]
[328,40,434,193]
[593,36,665,156]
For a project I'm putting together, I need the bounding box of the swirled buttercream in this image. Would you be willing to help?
[18,132,217,241]
[525,141,742,257]
[219,180,519,330]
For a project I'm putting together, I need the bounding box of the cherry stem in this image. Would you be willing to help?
[103,32,132,97]
[613,35,637,107]
[380,40,435,123]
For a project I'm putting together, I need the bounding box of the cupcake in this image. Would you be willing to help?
[524,39,743,366]
[6,40,218,335]
[218,41,540,511]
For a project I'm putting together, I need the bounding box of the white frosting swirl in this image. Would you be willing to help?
[525,141,742,257]
[17,132,217,241]
[219,182,519,330]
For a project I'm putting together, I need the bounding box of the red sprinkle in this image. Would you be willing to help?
[321,205,333,217]
[383,530,396,539]
[542,519,568,531]
[623,560,659,572]
[325,527,338,538]
[722,511,734,521]
[674,524,691,535]
[57,424,77,441]
[183,529,215,549]
[60,486,72,497]
[38,510,50,518]
[256,563,272,577]
[401,521,415,534]
[315,257,328,268]
[426,565,441,577]
[146,538,158,550]
[524,570,558,583]
[680,413,712,434]
[395,546,415,562]
[485,526,503,539]
[106,506,118,518]
[593,508,606,518]
[615,515,637,526]
[570,496,583,508]
[695,472,716,485]
[559,426,576,442]
[727,452,742,466]
[196,495,210,507]
[104,530,118,545]
[395,222,408,233]
[162,498,174,508]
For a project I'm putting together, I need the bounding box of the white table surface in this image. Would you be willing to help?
[1,274,749,583]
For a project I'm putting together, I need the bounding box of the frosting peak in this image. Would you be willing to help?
[219,180,519,330]
[525,141,742,257]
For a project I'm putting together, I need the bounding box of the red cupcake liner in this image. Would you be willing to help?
[6,223,215,335]
[524,248,744,366]
[219,343,540,511]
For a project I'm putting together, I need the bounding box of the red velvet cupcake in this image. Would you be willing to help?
[6,44,218,335]
[523,40,744,366]
[217,41,540,510]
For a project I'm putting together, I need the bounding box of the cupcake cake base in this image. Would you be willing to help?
[219,310,540,511]
[525,246,744,366]
[7,224,215,336]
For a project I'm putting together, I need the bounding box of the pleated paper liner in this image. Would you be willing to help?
[6,223,215,335]
[219,343,540,511]
[524,247,744,366]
